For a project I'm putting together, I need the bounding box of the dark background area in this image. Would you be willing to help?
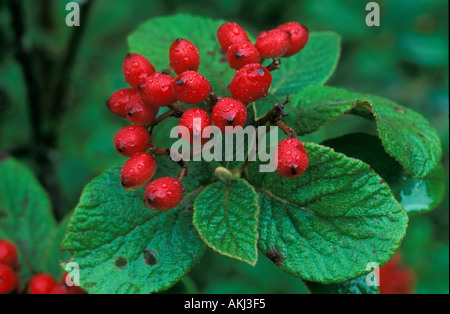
[0,0,448,293]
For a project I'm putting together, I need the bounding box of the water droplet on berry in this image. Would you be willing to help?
[231,25,240,35]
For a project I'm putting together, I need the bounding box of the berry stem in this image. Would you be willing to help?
[168,101,188,113]
[266,59,282,72]
[205,91,220,107]
[277,120,297,138]
[149,109,181,128]
[149,146,171,157]
[176,161,188,182]
[255,94,291,126]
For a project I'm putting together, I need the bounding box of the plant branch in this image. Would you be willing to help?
[49,0,95,124]
[7,0,43,143]
[266,59,281,72]
[255,94,290,126]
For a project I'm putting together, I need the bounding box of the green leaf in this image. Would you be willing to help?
[270,32,340,96]
[286,86,442,178]
[128,14,233,96]
[0,157,57,285]
[251,93,280,121]
[304,275,379,294]
[62,161,208,294]
[322,133,445,216]
[193,179,259,266]
[39,215,72,280]
[152,155,214,194]
[248,142,408,284]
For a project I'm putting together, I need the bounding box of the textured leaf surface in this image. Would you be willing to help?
[0,157,57,284]
[248,143,408,283]
[193,179,259,266]
[62,159,210,294]
[286,86,442,178]
[322,133,445,216]
[39,215,72,279]
[304,275,379,294]
[270,32,340,96]
[128,14,233,96]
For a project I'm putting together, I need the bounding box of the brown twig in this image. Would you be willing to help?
[168,101,188,113]
[255,94,291,126]
[266,59,281,72]
[277,121,297,138]
[176,161,188,182]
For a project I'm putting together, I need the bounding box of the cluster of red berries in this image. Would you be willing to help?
[0,239,85,294]
[28,273,86,295]
[0,239,19,294]
[106,21,310,211]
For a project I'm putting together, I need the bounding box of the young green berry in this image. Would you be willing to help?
[144,177,184,211]
[120,153,157,190]
[228,63,272,103]
[275,138,309,178]
[255,29,291,59]
[217,22,250,52]
[0,239,18,267]
[29,274,57,294]
[0,264,18,294]
[113,126,152,157]
[106,88,137,118]
[173,71,211,104]
[277,22,309,57]
[178,107,212,144]
[212,98,247,133]
[169,38,200,75]
[123,53,156,90]
[125,93,159,126]
[226,40,261,70]
[139,72,177,108]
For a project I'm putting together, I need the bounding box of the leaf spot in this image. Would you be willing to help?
[266,249,284,266]
[143,249,157,266]
[114,257,128,269]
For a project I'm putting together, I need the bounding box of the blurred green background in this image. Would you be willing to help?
[0,0,448,293]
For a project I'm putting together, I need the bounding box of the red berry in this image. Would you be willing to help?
[49,284,69,294]
[144,177,184,211]
[255,29,291,59]
[62,273,86,294]
[379,254,415,294]
[228,64,272,103]
[0,239,18,267]
[212,98,247,133]
[178,108,212,144]
[0,264,18,294]
[226,40,261,70]
[217,22,250,52]
[125,93,159,126]
[113,125,152,157]
[122,53,156,90]
[173,71,211,104]
[139,72,177,108]
[120,153,157,190]
[277,22,309,57]
[106,88,137,118]
[169,38,200,75]
[29,274,57,294]
[275,138,309,178]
